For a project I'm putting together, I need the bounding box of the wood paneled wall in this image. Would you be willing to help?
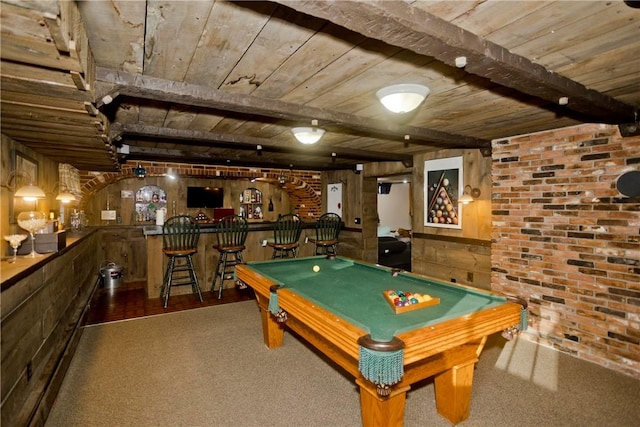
[85,176,295,227]
[410,149,492,286]
[1,136,58,254]
[1,232,99,426]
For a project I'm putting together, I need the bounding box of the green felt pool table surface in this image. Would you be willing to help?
[245,256,508,342]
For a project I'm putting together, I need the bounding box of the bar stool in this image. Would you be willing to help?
[267,213,303,258]
[309,213,342,256]
[211,214,248,299]
[160,215,203,308]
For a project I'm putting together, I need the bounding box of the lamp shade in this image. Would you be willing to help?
[56,191,76,203]
[376,84,430,113]
[459,193,474,204]
[292,127,325,144]
[14,183,46,201]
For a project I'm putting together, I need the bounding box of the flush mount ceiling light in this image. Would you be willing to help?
[292,127,325,145]
[376,84,430,114]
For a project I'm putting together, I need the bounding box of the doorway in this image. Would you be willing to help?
[376,175,412,270]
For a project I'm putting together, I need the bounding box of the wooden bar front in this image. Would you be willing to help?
[144,222,317,298]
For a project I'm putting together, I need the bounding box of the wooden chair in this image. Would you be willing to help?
[267,213,303,258]
[309,213,342,256]
[160,215,203,308]
[211,214,248,299]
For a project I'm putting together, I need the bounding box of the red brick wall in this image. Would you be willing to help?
[79,162,322,218]
[491,124,640,378]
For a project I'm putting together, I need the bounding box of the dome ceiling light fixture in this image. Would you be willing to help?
[292,126,325,145]
[376,83,430,114]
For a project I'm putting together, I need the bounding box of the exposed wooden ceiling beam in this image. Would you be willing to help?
[95,67,489,149]
[113,124,414,166]
[276,0,636,124]
[124,146,359,171]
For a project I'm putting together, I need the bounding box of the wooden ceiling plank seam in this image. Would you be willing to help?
[0,74,92,102]
[0,38,84,73]
[445,1,552,38]
[185,1,277,87]
[1,98,89,115]
[275,0,635,123]
[76,0,146,73]
[0,88,91,109]
[2,0,60,16]
[531,21,640,70]
[307,49,438,115]
[6,130,106,144]
[219,4,325,96]
[139,1,214,127]
[279,38,402,106]
[481,1,607,52]
[0,108,101,125]
[168,2,278,132]
[250,23,367,101]
[1,122,101,137]
[505,3,638,65]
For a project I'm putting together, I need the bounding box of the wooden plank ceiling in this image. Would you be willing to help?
[1,0,639,172]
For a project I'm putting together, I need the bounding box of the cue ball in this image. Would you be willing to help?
[313,265,320,272]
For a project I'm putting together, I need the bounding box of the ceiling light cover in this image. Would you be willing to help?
[15,183,46,201]
[292,127,325,144]
[376,84,430,113]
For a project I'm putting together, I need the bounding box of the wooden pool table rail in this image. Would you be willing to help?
[236,261,522,426]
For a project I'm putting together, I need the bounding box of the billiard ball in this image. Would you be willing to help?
[313,265,320,272]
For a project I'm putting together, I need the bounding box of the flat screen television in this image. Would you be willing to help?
[187,186,224,208]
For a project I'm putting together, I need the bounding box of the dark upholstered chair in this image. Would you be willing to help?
[211,214,248,299]
[267,213,303,258]
[309,213,341,256]
[160,215,203,308]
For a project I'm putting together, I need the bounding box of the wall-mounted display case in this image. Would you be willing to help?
[239,188,263,220]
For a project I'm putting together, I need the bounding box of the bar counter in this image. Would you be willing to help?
[1,229,96,291]
[143,220,320,299]
[1,229,99,426]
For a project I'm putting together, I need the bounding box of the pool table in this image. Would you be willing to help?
[236,256,525,426]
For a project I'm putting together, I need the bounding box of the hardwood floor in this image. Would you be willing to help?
[85,281,256,325]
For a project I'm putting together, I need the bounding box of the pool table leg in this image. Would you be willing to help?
[433,360,476,424]
[356,378,410,427]
[255,294,285,348]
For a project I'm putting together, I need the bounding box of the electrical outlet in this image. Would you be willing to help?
[261,239,268,247]
[305,236,309,244]
[467,272,474,283]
